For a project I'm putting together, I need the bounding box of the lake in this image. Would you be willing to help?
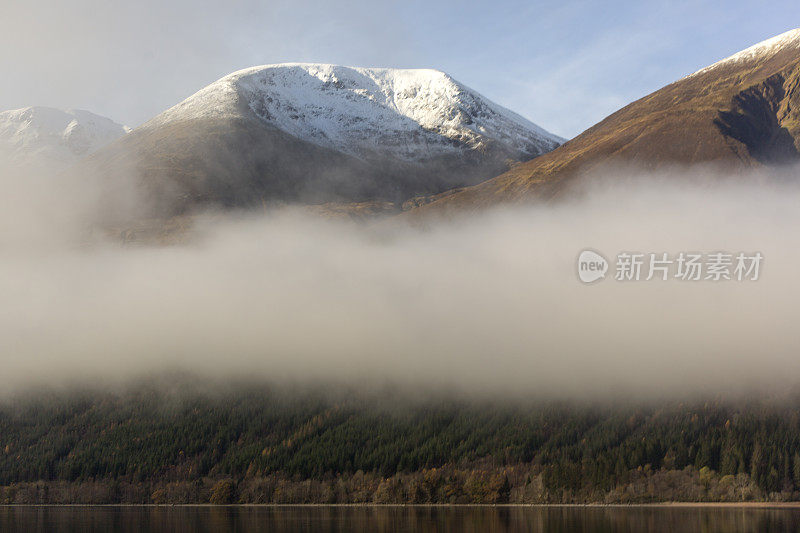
[2,505,800,532]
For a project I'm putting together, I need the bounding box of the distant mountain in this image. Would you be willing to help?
[411,28,800,214]
[82,64,562,215]
[0,107,129,169]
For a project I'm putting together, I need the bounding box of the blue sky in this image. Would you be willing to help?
[2,0,799,138]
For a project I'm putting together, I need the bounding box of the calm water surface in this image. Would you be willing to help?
[2,505,800,532]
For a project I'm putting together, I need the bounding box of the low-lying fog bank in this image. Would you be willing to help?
[2,159,799,398]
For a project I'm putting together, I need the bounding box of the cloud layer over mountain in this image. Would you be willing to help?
[2,154,799,399]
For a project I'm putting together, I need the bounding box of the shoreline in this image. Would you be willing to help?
[3,502,800,508]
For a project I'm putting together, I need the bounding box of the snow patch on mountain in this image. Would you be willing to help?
[148,64,563,162]
[688,28,800,78]
[0,107,130,167]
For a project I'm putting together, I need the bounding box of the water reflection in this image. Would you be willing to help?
[2,505,800,532]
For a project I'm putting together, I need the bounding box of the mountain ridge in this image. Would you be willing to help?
[80,63,562,218]
[0,106,129,168]
[144,63,563,161]
[687,28,800,78]
[408,29,800,215]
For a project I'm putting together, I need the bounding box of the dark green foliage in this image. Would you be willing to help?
[1,383,799,502]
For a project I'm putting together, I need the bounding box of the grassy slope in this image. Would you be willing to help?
[410,49,800,216]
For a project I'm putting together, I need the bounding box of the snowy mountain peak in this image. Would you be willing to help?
[0,107,130,166]
[689,28,800,78]
[148,63,563,162]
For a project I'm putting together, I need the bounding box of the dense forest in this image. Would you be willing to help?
[1,380,800,504]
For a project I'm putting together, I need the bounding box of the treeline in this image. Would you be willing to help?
[0,464,767,504]
[1,382,800,503]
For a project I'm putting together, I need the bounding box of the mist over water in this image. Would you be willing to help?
[2,156,799,398]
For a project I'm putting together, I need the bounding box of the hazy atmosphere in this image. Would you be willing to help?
[2,0,799,137]
[4,0,800,515]
[2,153,797,398]
[2,1,799,398]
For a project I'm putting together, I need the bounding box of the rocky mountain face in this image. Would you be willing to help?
[0,107,129,169]
[410,28,800,214]
[81,64,562,216]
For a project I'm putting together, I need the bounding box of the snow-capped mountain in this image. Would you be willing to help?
[147,64,563,163]
[0,107,129,168]
[84,64,562,215]
[688,28,800,78]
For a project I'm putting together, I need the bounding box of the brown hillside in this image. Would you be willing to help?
[411,31,800,215]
